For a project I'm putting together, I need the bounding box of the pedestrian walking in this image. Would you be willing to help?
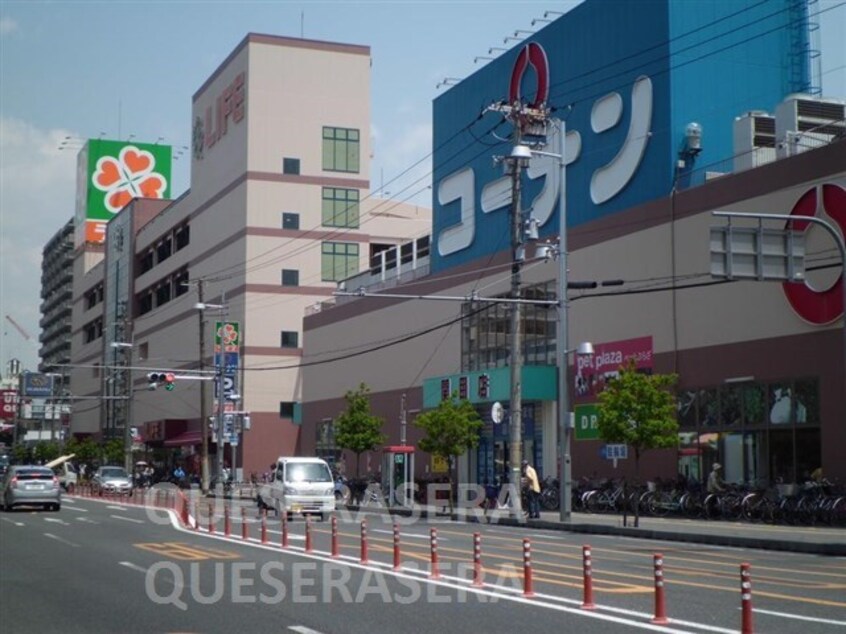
[522,460,541,519]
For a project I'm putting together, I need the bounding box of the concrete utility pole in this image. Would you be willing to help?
[487,99,549,519]
[399,392,407,445]
[197,280,210,494]
[508,124,526,519]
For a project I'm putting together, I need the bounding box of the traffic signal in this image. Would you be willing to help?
[147,372,176,390]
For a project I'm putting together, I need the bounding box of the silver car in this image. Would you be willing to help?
[1,465,62,511]
[92,465,133,496]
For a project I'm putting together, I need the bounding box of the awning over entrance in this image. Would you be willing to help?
[163,430,203,447]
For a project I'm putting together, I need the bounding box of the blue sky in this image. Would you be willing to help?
[0,0,844,374]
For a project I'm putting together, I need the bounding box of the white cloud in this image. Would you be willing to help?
[0,117,77,371]
[0,17,19,36]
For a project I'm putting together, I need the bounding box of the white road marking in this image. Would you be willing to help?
[110,515,144,524]
[61,505,88,512]
[119,561,148,574]
[289,627,325,634]
[751,608,846,626]
[44,532,80,547]
[107,505,129,511]
[76,517,99,524]
[372,529,445,540]
[44,517,70,526]
[1,517,25,527]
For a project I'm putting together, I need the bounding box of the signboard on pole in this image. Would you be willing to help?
[574,404,600,440]
[0,390,18,420]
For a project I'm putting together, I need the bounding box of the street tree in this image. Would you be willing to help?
[334,383,386,477]
[596,360,678,526]
[414,392,483,514]
[101,439,125,465]
[33,441,60,463]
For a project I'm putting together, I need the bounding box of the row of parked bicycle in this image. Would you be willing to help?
[542,478,846,526]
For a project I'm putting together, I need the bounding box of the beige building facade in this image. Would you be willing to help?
[68,34,430,477]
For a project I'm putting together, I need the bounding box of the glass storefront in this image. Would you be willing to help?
[475,402,541,487]
[677,378,820,485]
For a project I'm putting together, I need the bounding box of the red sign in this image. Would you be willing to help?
[574,336,653,399]
[205,72,245,150]
[0,390,18,420]
[782,184,846,325]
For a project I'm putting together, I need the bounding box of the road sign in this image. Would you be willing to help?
[710,225,805,281]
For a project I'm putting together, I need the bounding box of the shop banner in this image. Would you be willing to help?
[574,336,653,399]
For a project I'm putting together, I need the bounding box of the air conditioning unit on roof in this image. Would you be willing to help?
[733,111,776,172]
[775,94,845,158]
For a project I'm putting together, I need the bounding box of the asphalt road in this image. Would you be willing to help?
[0,493,843,634]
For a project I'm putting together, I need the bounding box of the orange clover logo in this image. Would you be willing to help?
[91,146,168,214]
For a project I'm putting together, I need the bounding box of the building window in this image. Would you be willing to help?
[281,269,299,287]
[321,241,359,281]
[139,250,154,274]
[322,187,359,228]
[279,402,295,418]
[283,157,300,175]
[174,270,189,296]
[155,283,171,306]
[175,224,190,251]
[138,292,153,315]
[282,212,300,230]
[156,237,172,263]
[322,126,360,173]
[281,330,299,348]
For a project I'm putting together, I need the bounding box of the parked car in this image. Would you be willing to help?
[91,466,133,496]
[1,465,61,511]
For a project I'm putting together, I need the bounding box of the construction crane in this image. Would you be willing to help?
[4,315,33,342]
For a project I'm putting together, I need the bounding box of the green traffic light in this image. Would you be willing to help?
[166,383,175,391]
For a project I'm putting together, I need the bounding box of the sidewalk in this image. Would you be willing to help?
[225,487,845,556]
[351,503,846,556]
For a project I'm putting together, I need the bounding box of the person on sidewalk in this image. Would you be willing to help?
[522,460,541,519]
[707,463,725,494]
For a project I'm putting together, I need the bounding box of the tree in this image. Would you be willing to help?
[101,439,125,465]
[334,383,386,477]
[596,360,679,527]
[414,392,483,514]
[33,441,60,463]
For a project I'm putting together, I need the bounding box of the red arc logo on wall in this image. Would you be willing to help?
[782,183,846,325]
[509,42,549,108]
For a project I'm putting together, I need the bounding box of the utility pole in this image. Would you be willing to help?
[508,123,525,519]
[399,392,407,445]
[487,98,550,519]
[197,280,210,494]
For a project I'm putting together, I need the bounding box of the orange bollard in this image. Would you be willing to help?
[523,538,534,597]
[305,516,313,553]
[651,553,668,624]
[261,510,268,544]
[331,516,339,558]
[430,527,440,579]
[208,503,215,534]
[360,519,368,564]
[181,495,190,527]
[740,563,754,634]
[224,505,231,537]
[581,545,596,610]
[393,523,401,570]
[472,532,483,587]
[281,513,289,548]
[241,507,248,540]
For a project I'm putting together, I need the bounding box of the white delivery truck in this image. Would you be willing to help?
[257,456,335,521]
[46,454,78,492]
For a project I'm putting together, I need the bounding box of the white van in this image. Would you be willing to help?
[259,457,335,520]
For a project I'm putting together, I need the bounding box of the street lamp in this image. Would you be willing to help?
[513,120,593,522]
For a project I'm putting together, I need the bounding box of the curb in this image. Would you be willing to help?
[343,505,846,556]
